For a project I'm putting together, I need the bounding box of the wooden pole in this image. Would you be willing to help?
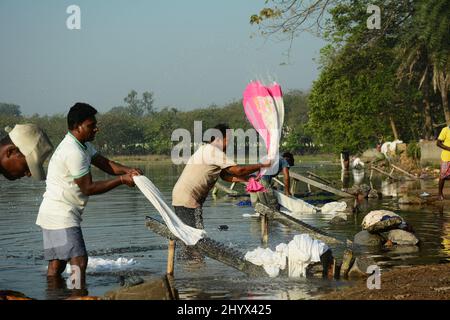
[390,164,418,180]
[289,172,354,198]
[261,214,268,245]
[166,239,176,276]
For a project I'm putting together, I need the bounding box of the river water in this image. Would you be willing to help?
[0,161,449,300]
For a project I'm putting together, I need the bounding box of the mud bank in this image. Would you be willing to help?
[319,263,450,300]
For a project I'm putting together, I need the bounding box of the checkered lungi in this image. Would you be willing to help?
[441,161,450,179]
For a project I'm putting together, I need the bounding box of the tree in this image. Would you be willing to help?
[0,103,22,117]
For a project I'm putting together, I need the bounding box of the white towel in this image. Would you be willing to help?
[133,175,206,246]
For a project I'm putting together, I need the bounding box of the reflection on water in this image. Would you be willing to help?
[0,162,449,300]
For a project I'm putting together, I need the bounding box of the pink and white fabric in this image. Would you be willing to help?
[243,81,285,191]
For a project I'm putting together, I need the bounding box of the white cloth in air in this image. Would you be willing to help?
[133,175,206,246]
[361,210,404,230]
[381,140,403,155]
[244,234,328,278]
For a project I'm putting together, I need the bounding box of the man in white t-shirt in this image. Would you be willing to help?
[36,103,142,290]
[172,123,271,229]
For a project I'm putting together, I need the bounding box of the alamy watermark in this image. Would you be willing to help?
[367,265,381,289]
[367,4,381,30]
[66,5,81,30]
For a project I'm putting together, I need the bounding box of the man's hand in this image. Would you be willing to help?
[120,173,137,187]
[125,167,143,176]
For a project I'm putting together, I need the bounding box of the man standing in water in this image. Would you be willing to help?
[172,123,271,229]
[437,124,450,200]
[0,124,53,181]
[36,103,142,291]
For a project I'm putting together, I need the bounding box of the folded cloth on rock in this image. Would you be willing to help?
[361,210,404,230]
[244,234,328,278]
[133,176,206,246]
[320,201,347,214]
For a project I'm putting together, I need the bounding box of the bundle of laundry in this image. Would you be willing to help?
[361,210,405,233]
[244,234,331,278]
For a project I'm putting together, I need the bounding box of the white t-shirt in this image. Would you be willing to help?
[172,143,236,208]
[36,132,97,230]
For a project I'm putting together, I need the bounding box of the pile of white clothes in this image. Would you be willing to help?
[133,175,206,246]
[244,234,329,278]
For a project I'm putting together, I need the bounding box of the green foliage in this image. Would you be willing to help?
[406,142,421,160]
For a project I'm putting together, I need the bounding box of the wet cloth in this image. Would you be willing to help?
[36,132,98,230]
[172,144,236,209]
[244,234,329,278]
[42,227,87,261]
[441,161,450,179]
[134,176,206,246]
[438,126,450,162]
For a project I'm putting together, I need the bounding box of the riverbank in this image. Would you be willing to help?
[319,263,450,300]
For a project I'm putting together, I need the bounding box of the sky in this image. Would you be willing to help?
[0,0,326,116]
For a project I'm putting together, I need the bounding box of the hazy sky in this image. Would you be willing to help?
[0,0,326,116]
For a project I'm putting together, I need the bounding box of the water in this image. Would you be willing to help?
[0,162,449,300]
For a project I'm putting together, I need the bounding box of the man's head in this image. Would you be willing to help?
[68,103,99,142]
[210,123,231,151]
[0,124,53,180]
[282,152,295,166]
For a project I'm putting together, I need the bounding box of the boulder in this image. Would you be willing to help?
[384,229,419,245]
[366,216,403,233]
[368,189,381,199]
[329,215,348,225]
[348,257,378,279]
[354,230,384,246]
[105,276,177,300]
[398,195,425,205]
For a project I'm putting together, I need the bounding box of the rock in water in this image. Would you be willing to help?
[348,257,377,279]
[398,195,425,205]
[366,216,403,233]
[385,229,419,245]
[354,230,384,246]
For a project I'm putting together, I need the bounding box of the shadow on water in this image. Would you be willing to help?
[0,161,449,299]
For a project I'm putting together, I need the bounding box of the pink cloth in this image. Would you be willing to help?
[246,177,267,193]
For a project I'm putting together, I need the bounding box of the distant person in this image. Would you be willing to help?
[256,152,295,210]
[172,123,271,229]
[36,103,143,291]
[437,124,450,200]
[0,124,53,181]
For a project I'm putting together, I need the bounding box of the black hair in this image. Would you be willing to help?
[210,123,230,142]
[282,151,295,166]
[67,103,98,130]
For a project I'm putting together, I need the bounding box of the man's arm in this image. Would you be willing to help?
[223,162,271,177]
[437,140,450,152]
[91,154,143,176]
[74,172,135,196]
[219,170,248,183]
[283,167,291,196]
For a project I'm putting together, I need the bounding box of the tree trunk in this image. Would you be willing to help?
[442,89,450,125]
[389,116,399,140]
[423,91,433,140]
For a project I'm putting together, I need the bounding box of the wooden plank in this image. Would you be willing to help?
[214,181,239,196]
[289,172,354,198]
[255,203,343,245]
[145,217,267,277]
[390,164,419,180]
[306,171,333,185]
[166,240,175,276]
[371,166,399,180]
